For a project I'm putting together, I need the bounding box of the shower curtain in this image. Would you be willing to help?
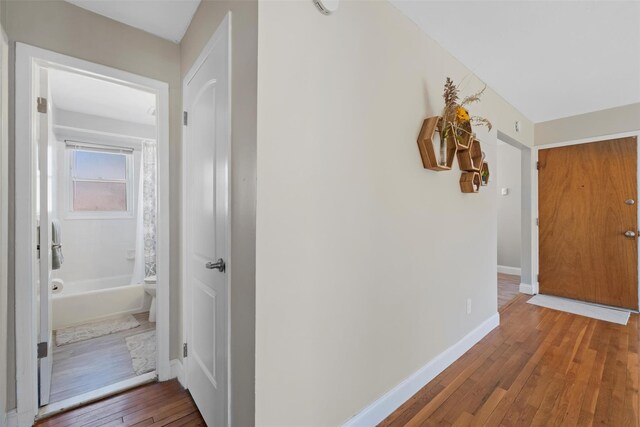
[131,141,157,285]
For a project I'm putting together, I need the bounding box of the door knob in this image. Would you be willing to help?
[624,231,636,238]
[626,199,635,205]
[206,258,226,272]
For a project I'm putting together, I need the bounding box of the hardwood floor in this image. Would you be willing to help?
[36,380,205,427]
[380,294,639,426]
[498,273,520,310]
[51,312,155,403]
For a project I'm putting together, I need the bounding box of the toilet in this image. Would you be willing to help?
[144,276,157,322]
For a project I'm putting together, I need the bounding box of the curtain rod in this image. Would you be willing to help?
[64,139,135,153]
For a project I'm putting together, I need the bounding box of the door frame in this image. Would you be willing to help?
[0,26,8,427]
[14,43,171,422]
[533,130,640,307]
[497,131,536,296]
[180,10,232,420]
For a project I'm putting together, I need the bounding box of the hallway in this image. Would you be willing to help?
[380,294,639,426]
[498,273,520,311]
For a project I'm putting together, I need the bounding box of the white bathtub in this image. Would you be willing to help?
[52,276,150,329]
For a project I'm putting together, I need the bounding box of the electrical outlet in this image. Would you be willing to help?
[466,298,472,314]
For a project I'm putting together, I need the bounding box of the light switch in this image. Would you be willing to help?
[501,188,509,196]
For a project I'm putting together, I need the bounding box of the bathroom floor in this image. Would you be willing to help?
[50,312,155,404]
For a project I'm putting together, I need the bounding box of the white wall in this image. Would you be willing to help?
[536,103,640,146]
[51,108,145,289]
[255,1,533,425]
[497,141,522,270]
[55,109,156,140]
[52,142,140,287]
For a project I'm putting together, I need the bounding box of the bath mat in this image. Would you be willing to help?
[527,294,630,325]
[126,330,156,376]
[55,314,140,346]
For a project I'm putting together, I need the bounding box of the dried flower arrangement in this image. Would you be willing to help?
[415,77,494,194]
[441,77,492,147]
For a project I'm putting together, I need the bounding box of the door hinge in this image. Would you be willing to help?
[183,111,188,126]
[37,342,48,359]
[536,218,539,226]
[536,161,540,170]
[537,274,540,282]
[37,97,48,114]
[36,225,41,259]
[183,343,188,358]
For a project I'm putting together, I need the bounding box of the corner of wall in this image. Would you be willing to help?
[169,359,186,388]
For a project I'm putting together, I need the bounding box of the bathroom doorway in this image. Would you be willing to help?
[46,68,159,405]
[15,44,171,421]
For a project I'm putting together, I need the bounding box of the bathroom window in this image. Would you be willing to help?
[67,147,134,219]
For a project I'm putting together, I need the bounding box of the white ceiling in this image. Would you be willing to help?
[390,1,640,123]
[65,0,201,43]
[50,69,157,125]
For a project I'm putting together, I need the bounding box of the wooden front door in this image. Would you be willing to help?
[538,137,638,310]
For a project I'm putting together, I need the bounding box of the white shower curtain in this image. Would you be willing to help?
[130,153,145,285]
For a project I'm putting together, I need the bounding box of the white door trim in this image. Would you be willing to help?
[0,26,8,427]
[496,131,535,296]
[15,43,171,422]
[533,130,640,303]
[181,11,232,422]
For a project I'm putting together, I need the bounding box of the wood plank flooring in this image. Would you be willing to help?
[380,294,640,426]
[51,312,155,403]
[36,380,205,427]
[43,280,638,426]
[498,273,520,311]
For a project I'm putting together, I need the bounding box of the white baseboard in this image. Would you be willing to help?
[342,312,500,427]
[519,283,534,295]
[6,409,33,427]
[497,265,521,276]
[170,359,186,388]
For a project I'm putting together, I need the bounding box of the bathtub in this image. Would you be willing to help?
[52,276,150,329]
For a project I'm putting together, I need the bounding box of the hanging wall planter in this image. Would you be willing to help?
[453,122,473,150]
[417,78,493,194]
[480,161,490,186]
[417,116,457,171]
[457,138,483,172]
[460,172,481,193]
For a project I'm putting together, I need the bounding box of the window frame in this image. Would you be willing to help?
[64,145,135,220]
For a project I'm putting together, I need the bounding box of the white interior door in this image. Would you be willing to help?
[184,14,230,427]
[36,66,53,406]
